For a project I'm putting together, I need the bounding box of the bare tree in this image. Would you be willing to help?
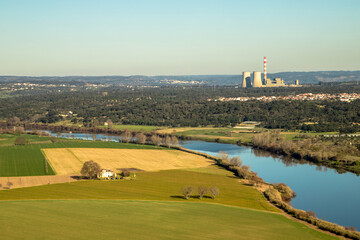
[164,135,171,147]
[217,151,229,161]
[230,156,242,166]
[121,129,132,143]
[80,160,101,179]
[151,134,162,146]
[181,186,193,200]
[171,135,179,146]
[237,165,251,179]
[209,186,219,199]
[198,186,208,200]
[106,119,113,129]
[91,134,97,141]
[135,132,146,144]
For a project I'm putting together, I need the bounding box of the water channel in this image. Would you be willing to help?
[46,132,360,230]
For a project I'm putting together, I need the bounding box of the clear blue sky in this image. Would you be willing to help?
[0,0,359,75]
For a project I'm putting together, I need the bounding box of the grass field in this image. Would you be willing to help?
[0,167,278,212]
[43,148,213,175]
[0,140,163,177]
[0,200,337,240]
[0,133,52,146]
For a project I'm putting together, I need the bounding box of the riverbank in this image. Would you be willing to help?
[1,131,358,238]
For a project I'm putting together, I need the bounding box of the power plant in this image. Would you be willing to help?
[242,57,301,88]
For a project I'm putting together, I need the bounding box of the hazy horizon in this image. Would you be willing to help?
[1,0,359,76]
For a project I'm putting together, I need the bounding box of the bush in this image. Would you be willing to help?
[121,170,130,177]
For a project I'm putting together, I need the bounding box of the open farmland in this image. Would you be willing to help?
[0,200,337,240]
[0,140,163,177]
[0,167,278,212]
[43,148,213,175]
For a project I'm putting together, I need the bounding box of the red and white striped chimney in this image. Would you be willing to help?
[264,56,267,80]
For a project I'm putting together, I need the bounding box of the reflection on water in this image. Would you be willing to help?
[179,140,360,230]
[252,148,330,172]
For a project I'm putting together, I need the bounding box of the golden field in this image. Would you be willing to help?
[42,148,214,175]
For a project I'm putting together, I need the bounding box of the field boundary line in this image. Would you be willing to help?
[40,149,57,175]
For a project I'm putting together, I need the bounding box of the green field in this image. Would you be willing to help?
[0,133,52,146]
[0,167,278,212]
[0,200,337,240]
[0,138,164,177]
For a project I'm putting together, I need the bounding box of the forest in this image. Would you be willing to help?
[1,85,360,133]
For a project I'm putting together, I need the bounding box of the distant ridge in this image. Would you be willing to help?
[1,71,360,86]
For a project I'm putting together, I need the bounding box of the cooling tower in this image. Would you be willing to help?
[253,72,262,88]
[242,72,251,88]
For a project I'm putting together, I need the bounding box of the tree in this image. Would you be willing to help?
[230,156,242,166]
[209,186,219,199]
[14,136,27,145]
[198,186,208,200]
[121,129,132,143]
[171,135,179,146]
[217,151,229,161]
[150,134,162,146]
[80,160,101,179]
[106,119,113,129]
[135,132,146,144]
[91,134,97,141]
[237,165,251,179]
[181,186,193,200]
[164,135,171,147]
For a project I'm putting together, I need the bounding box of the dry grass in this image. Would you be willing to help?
[0,175,76,189]
[43,148,214,175]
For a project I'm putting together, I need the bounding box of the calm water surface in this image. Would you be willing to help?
[180,140,360,230]
[46,131,360,230]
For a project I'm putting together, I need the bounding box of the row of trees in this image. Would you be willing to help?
[181,186,219,200]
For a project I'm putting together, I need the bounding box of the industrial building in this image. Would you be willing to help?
[242,57,301,88]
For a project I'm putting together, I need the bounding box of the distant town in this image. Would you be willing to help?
[209,92,360,102]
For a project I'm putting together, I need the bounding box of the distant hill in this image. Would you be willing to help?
[1,71,360,86]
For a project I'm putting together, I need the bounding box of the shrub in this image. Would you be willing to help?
[121,170,130,177]
[236,165,251,179]
[307,210,317,218]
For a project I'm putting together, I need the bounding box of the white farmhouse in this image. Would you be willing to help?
[97,169,116,179]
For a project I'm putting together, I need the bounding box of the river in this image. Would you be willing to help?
[46,132,360,230]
